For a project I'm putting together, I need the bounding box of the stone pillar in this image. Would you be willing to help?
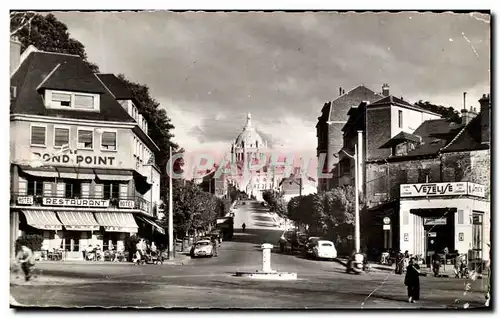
[10,211,20,259]
[261,243,273,272]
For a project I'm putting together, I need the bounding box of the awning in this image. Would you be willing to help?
[57,211,100,231]
[19,165,58,178]
[94,212,138,233]
[22,210,62,231]
[94,169,133,182]
[56,167,95,180]
[137,216,165,235]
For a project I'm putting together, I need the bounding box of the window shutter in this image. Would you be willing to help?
[43,182,53,196]
[119,184,128,199]
[94,184,103,198]
[52,92,71,106]
[31,126,46,146]
[78,130,93,149]
[54,128,70,147]
[101,132,116,150]
[56,182,65,197]
[18,177,27,195]
[81,183,90,198]
[74,95,94,109]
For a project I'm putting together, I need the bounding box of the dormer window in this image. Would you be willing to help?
[46,90,100,111]
[393,141,417,156]
[52,92,71,107]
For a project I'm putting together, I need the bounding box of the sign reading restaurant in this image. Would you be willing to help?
[32,152,116,166]
[43,198,110,207]
[400,182,486,198]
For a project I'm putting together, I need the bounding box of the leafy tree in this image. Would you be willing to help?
[15,234,43,252]
[10,12,99,72]
[415,100,461,123]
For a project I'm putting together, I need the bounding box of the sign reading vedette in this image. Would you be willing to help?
[400,182,486,198]
[43,198,110,207]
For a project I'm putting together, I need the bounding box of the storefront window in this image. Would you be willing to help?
[103,182,120,199]
[65,180,82,198]
[27,179,43,196]
[472,212,483,251]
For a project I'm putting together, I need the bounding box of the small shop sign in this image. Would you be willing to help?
[459,232,464,241]
[383,217,391,225]
[383,224,391,230]
[43,198,110,207]
[423,217,447,225]
[119,200,135,209]
[17,196,34,205]
[404,233,409,241]
[400,182,486,198]
[428,232,437,237]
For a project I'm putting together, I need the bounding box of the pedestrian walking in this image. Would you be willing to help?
[404,257,421,303]
[16,245,35,281]
[211,236,218,257]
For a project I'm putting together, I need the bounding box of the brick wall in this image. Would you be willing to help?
[366,107,392,160]
[441,150,490,199]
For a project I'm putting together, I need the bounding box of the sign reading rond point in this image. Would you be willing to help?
[33,152,116,166]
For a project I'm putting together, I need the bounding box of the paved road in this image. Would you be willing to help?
[11,200,488,309]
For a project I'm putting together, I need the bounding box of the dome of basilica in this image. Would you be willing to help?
[234,113,266,149]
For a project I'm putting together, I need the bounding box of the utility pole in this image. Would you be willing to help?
[168,146,174,260]
[354,144,360,254]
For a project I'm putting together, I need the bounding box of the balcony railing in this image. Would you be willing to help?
[11,193,156,217]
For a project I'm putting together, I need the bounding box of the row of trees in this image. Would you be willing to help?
[263,186,362,254]
[10,12,222,239]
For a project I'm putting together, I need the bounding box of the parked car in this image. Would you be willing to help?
[190,240,214,258]
[278,230,308,254]
[307,239,337,260]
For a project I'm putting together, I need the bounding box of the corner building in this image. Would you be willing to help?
[9,40,164,259]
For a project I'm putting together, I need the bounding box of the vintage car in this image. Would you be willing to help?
[190,240,214,258]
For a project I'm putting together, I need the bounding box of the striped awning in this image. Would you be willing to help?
[19,166,59,178]
[137,216,165,235]
[22,210,62,231]
[94,212,138,233]
[94,169,133,182]
[57,211,100,231]
[56,167,95,180]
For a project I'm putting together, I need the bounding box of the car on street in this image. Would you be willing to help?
[278,229,308,254]
[190,240,214,258]
[305,239,337,260]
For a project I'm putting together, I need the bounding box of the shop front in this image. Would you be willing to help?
[399,182,490,265]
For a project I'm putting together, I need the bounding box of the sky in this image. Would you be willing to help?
[52,11,490,174]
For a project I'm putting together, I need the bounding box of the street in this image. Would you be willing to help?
[11,201,488,309]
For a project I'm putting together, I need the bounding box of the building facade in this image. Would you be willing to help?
[9,40,164,259]
[316,85,383,192]
[340,89,491,265]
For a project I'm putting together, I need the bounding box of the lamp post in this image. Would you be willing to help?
[341,144,360,254]
[168,146,174,260]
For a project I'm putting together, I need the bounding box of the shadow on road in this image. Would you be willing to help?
[226,229,282,245]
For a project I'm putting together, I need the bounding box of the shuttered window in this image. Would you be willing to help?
[74,94,94,109]
[54,127,70,147]
[101,131,117,150]
[81,183,90,198]
[77,129,93,149]
[94,184,103,199]
[119,184,128,199]
[52,92,71,107]
[30,126,46,146]
[18,177,27,195]
[43,182,53,197]
[56,183,65,197]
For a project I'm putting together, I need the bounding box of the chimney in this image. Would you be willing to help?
[382,83,390,97]
[10,36,22,76]
[479,94,490,144]
[339,87,343,96]
[463,92,467,110]
[461,106,477,125]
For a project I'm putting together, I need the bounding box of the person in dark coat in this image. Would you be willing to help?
[404,257,421,303]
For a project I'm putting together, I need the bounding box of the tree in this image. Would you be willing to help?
[415,100,461,123]
[10,12,99,72]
